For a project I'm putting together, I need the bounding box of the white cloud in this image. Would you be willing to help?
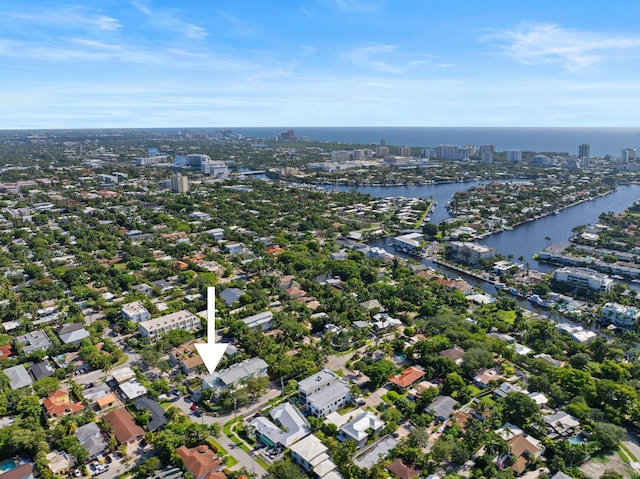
[130,1,209,39]
[331,0,381,13]
[342,44,430,74]
[485,23,640,71]
[300,45,318,56]
[2,6,121,31]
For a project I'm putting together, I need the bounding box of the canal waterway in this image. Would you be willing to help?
[325,182,640,273]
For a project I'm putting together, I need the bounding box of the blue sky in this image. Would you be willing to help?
[3,1,640,128]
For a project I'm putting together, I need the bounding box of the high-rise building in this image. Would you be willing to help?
[380,139,387,146]
[376,146,389,156]
[578,143,590,158]
[621,148,637,163]
[399,146,411,156]
[186,154,210,167]
[479,145,495,154]
[507,150,522,162]
[436,145,473,160]
[481,151,493,163]
[171,174,188,193]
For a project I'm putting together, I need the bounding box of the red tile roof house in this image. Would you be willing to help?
[389,366,426,389]
[176,445,226,479]
[103,408,145,445]
[43,389,84,419]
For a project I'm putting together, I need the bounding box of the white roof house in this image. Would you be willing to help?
[138,310,201,338]
[121,301,151,323]
[299,369,340,403]
[119,380,148,400]
[290,434,340,478]
[241,311,274,331]
[112,367,136,384]
[249,402,310,448]
[202,357,268,390]
[339,411,384,448]
[4,364,33,389]
[306,381,351,418]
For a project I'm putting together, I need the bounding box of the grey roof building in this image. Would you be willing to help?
[30,361,55,380]
[75,422,108,459]
[58,323,90,344]
[219,288,243,306]
[4,364,33,389]
[202,357,268,390]
[305,381,351,418]
[427,395,458,422]
[241,311,273,331]
[16,330,52,354]
[134,397,167,432]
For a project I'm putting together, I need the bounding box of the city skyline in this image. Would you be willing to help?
[3,1,640,129]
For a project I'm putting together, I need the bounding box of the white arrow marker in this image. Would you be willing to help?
[195,287,228,374]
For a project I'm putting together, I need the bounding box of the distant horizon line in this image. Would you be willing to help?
[2,125,640,132]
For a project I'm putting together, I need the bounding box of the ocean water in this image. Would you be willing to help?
[232,127,640,157]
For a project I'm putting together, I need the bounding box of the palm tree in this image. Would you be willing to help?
[544,235,551,248]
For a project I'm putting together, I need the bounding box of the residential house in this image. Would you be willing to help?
[389,366,426,390]
[46,451,74,475]
[121,301,151,322]
[4,364,33,390]
[76,422,108,459]
[82,383,112,407]
[249,402,310,448]
[96,393,118,411]
[112,367,136,384]
[170,341,204,374]
[205,228,225,240]
[176,445,225,479]
[386,458,422,479]
[138,310,201,338]
[372,313,402,330]
[601,302,640,327]
[57,323,90,345]
[30,361,55,381]
[134,397,167,432]
[0,344,14,360]
[152,279,174,293]
[338,411,384,448]
[504,434,545,476]
[440,345,465,364]
[278,275,300,291]
[543,411,581,440]
[359,299,383,312]
[224,243,243,255]
[289,434,340,479]
[119,380,148,401]
[556,324,597,343]
[493,383,528,400]
[550,472,574,479]
[103,408,145,444]
[219,288,243,306]
[202,357,268,391]
[0,462,34,479]
[306,381,351,418]
[16,330,52,354]
[132,283,154,297]
[299,370,341,404]
[240,311,273,332]
[43,389,85,419]
[427,396,458,423]
[474,368,503,388]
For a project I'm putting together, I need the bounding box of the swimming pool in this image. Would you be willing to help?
[0,459,17,474]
